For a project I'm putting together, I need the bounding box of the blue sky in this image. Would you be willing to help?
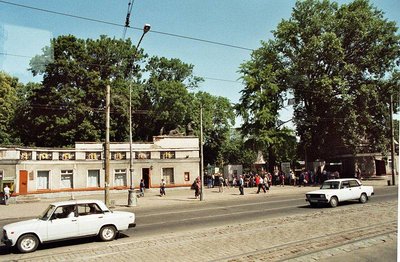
[0,0,399,125]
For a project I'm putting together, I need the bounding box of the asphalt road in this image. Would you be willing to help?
[0,186,397,257]
[132,186,398,237]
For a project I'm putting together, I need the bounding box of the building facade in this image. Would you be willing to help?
[0,136,199,195]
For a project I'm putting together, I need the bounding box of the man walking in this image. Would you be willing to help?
[238,175,244,195]
[160,179,166,197]
[257,175,266,193]
[3,184,10,205]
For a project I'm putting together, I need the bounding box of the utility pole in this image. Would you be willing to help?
[127,24,151,207]
[105,84,111,206]
[200,105,204,201]
[390,94,396,186]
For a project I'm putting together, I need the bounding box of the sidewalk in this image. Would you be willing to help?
[0,179,390,221]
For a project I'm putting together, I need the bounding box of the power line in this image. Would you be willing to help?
[0,0,253,51]
[0,51,243,84]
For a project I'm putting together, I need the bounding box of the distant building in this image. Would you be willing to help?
[0,136,199,195]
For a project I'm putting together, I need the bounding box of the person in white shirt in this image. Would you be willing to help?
[257,176,266,193]
[238,175,244,195]
[3,185,10,205]
[160,179,166,197]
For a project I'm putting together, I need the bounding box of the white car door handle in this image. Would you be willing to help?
[71,219,77,222]
[98,216,103,218]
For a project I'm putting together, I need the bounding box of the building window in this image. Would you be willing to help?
[161,151,175,159]
[86,152,101,160]
[59,152,75,160]
[61,170,73,189]
[114,169,127,187]
[112,152,126,160]
[37,171,50,189]
[184,172,190,181]
[162,168,174,184]
[135,152,150,159]
[37,152,53,160]
[88,170,100,187]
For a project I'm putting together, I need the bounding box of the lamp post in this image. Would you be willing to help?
[128,24,151,206]
[390,94,395,186]
[104,84,111,207]
[200,105,204,201]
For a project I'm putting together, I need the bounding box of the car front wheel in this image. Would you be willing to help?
[359,193,368,204]
[329,196,338,208]
[17,234,39,253]
[99,225,117,241]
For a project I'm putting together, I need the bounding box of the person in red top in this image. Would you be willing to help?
[255,175,260,186]
[280,172,285,187]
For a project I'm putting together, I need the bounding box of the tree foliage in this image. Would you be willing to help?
[6,34,236,166]
[0,71,22,144]
[239,0,400,163]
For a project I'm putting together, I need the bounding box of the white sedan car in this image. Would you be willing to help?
[1,199,135,253]
[305,178,374,207]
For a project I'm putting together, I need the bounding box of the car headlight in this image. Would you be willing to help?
[320,194,325,198]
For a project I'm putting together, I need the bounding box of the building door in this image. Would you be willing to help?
[19,170,28,195]
[142,168,150,188]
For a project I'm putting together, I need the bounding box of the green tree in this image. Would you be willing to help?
[237,40,295,170]
[0,71,22,144]
[239,0,400,163]
[21,35,143,146]
[192,92,235,166]
[220,128,257,169]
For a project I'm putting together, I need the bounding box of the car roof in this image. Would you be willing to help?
[50,199,107,207]
[324,178,360,183]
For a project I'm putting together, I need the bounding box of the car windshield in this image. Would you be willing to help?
[320,181,340,189]
[39,204,56,220]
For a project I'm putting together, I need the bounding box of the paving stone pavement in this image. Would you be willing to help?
[0,179,396,261]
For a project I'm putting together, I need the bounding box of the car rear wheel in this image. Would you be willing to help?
[359,193,368,204]
[329,196,338,208]
[99,225,117,241]
[17,234,39,253]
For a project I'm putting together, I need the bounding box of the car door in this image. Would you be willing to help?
[76,203,104,236]
[46,204,79,241]
[339,181,353,201]
[348,179,362,200]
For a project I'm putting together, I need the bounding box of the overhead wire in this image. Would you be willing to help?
[0,51,243,84]
[0,0,253,51]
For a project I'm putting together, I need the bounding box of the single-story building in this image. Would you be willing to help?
[0,136,200,195]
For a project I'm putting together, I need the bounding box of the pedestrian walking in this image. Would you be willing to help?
[238,175,244,195]
[280,171,285,187]
[218,175,224,193]
[194,177,201,199]
[139,179,145,197]
[160,179,166,196]
[3,184,10,205]
[257,176,267,193]
[224,178,230,189]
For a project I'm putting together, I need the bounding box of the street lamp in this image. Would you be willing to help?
[128,24,151,206]
[200,105,204,201]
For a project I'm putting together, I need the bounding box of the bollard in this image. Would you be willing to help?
[128,189,137,207]
[387,180,391,186]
